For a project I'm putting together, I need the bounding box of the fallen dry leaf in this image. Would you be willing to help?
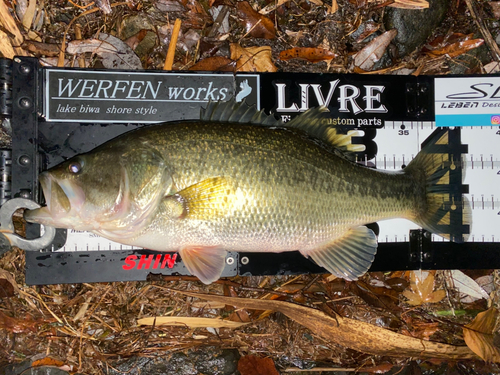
[159,24,200,52]
[124,29,149,50]
[230,43,277,72]
[190,56,235,71]
[95,0,112,14]
[175,290,478,360]
[156,0,186,11]
[21,40,61,56]
[355,21,380,43]
[184,0,212,29]
[402,271,446,306]
[238,355,280,375]
[32,356,65,368]
[354,29,397,71]
[359,363,394,373]
[21,0,36,29]
[401,321,440,341]
[0,311,44,333]
[98,33,143,70]
[236,1,276,39]
[66,39,118,55]
[463,307,500,363]
[0,269,18,298]
[39,57,86,67]
[447,270,490,303]
[137,316,249,329]
[423,33,484,58]
[279,47,337,63]
[388,0,429,9]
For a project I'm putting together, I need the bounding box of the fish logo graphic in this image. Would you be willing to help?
[491,115,500,125]
[236,80,252,102]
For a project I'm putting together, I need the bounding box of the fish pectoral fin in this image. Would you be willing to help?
[178,177,236,220]
[304,226,377,281]
[179,246,227,285]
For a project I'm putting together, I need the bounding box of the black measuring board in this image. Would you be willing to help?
[1,57,497,285]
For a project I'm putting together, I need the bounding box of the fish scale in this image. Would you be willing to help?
[138,123,413,245]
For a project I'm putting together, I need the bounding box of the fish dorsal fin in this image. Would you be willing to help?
[201,100,281,126]
[201,100,363,158]
[286,107,364,157]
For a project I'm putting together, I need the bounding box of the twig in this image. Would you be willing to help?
[238,286,295,298]
[464,0,500,62]
[74,24,86,68]
[163,18,182,70]
[239,19,262,42]
[207,5,229,38]
[68,0,95,9]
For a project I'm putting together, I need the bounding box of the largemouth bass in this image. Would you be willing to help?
[25,101,471,284]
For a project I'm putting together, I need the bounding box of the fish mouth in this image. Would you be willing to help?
[25,173,84,226]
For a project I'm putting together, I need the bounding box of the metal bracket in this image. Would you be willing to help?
[409,229,433,268]
[0,58,12,118]
[405,81,432,118]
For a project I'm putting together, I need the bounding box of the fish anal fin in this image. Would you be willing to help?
[179,246,227,284]
[178,177,236,220]
[305,226,377,281]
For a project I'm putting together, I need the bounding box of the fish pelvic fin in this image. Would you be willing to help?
[404,131,472,243]
[304,226,377,281]
[179,246,227,284]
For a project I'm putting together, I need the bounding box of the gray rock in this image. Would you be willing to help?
[383,0,450,58]
[0,362,70,375]
[108,346,240,375]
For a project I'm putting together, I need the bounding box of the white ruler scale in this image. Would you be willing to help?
[375,121,499,244]
[53,121,499,252]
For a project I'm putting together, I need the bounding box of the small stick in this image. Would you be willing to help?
[74,24,86,68]
[68,0,95,9]
[163,18,182,70]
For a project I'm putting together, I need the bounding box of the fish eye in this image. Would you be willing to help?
[68,160,83,174]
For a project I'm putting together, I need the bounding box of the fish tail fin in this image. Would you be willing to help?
[405,132,471,243]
